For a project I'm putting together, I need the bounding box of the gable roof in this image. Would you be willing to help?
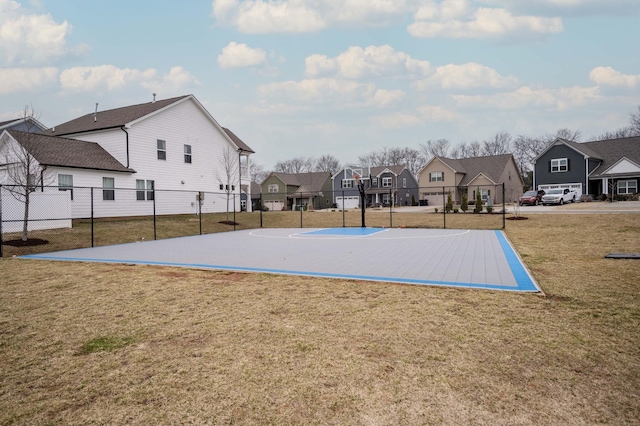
[435,154,518,186]
[268,171,331,193]
[581,136,640,177]
[0,117,48,132]
[5,130,133,173]
[222,128,255,154]
[370,164,407,177]
[43,95,190,136]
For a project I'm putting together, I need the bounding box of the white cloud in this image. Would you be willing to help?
[211,0,410,34]
[0,0,85,65]
[373,112,423,128]
[0,67,58,94]
[500,0,640,17]
[453,85,600,110]
[60,65,199,93]
[417,105,457,121]
[369,89,405,108]
[259,78,375,105]
[589,66,640,89]
[414,62,518,90]
[218,41,267,69]
[408,1,563,40]
[305,45,431,79]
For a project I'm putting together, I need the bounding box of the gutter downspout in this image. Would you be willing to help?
[120,126,130,168]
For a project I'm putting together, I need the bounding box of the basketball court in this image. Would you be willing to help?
[22,228,540,292]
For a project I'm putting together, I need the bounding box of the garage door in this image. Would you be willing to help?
[336,196,359,209]
[264,200,284,211]
[538,183,582,199]
[422,192,444,207]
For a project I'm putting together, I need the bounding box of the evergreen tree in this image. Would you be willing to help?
[461,191,468,212]
[445,190,453,213]
[475,189,483,213]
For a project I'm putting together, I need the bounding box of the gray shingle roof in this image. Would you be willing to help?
[271,171,331,193]
[7,130,133,173]
[42,95,191,136]
[222,128,255,153]
[582,136,640,177]
[439,154,516,185]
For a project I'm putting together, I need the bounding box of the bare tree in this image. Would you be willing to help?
[512,135,551,188]
[450,141,482,159]
[419,139,451,160]
[590,127,636,141]
[555,128,581,142]
[0,106,52,241]
[274,156,313,174]
[250,162,269,183]
[214,146,239,221]
[482,132,512,156]
[629,105,640,135]
[313,154,340,173]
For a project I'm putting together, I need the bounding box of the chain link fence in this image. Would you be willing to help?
[1,183,508,257]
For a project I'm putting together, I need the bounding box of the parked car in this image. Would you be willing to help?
[541,188,577,205]
[519,190,545,206]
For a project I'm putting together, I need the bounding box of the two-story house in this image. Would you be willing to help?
[418,154,523,206]
[331,165,419,209]
[533,136,640,199]
[260,171,333,211]
[0,94,255,219]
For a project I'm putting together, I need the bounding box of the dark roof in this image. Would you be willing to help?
[439,154,516,185]
[222,128,255,153]
[371,165,406,177]
[43,95,190,136]
[6,130,133,173]
[582,136,640,177]
[270,171,331,193]
[559,139,603,160]
[250,181,262,197]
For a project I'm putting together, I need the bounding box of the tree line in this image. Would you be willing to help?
[252,105,640,185]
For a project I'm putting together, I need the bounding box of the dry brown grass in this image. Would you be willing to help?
[1,214,639,424]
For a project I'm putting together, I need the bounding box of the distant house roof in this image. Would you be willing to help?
[250,181,261,197]
[0,117,47,132]
[5,130,134,173]
[370,165,407,177]
[579,136,640,177]
[269,171,331,194]
[437,154,519,186]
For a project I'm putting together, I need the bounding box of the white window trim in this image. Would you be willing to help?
[184,144,192,163]
[268,184,279,193]
[342,179,353,188]
[430,171,443,182]
[617,180,637,194]
[382,177,392,188]
[551,158,568,173]
[103,177,115,201]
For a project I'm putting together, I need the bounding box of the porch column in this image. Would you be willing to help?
[603,178,608,195]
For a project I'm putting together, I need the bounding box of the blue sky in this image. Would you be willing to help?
[1,0,639,169]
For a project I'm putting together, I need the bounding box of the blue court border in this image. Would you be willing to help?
[21,230,540,293]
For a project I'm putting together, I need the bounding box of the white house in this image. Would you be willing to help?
[0,94,255,221]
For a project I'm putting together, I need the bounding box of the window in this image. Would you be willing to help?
[473,189,491,201]
[429,171,444,182]
[371,177,378,186]
[157,139,166,160]
[618,180,637,194]
[268,184,279,193]
[219,184,224,190]
[403,178,407,188]
[342,179,353,188]
[382,177,392,187]
[551,158,568,172]
[103,177,115,201]
[136,179,154,201]
[184,144,192,163]
[58,174,73,200]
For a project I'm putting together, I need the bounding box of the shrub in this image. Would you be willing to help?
[461,192,468,212]
[453,208,459,213]
[486,206,493,214]
[434,207,439,213]
[474,190,483,213]
[445,190,453,213]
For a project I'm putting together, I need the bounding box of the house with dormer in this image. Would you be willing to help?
[533,136,640,199]
[331,165,419,209]
[418,154,523,206]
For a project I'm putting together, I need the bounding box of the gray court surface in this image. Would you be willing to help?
[22,228,540,292]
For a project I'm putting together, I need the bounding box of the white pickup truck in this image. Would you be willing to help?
[541,188,577,205]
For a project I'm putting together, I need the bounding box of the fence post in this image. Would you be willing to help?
[389,188,393,228]
[233,193,237,231]
[90,187,94,247]
[0,185,3,258]
[260,192,263,228]
[153,188,157,240]
[198,192,202,235]
[342,190,345,227]
[502,183,506,229]
[300,199,303,228]
[442,186,446,229]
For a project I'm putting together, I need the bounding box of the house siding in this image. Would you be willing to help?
[535,144,586,193]
[418,159,458,203]
[496,158,524,203]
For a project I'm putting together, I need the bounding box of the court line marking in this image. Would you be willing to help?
[248,228,471,240]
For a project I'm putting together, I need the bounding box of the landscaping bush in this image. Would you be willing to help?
[445,190,453,213]
[461,192,468,213]
[474,190,483,213]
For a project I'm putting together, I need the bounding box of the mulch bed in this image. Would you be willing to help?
[506,216,528,220]
[218,221,239,226]
[2,238,49,247]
